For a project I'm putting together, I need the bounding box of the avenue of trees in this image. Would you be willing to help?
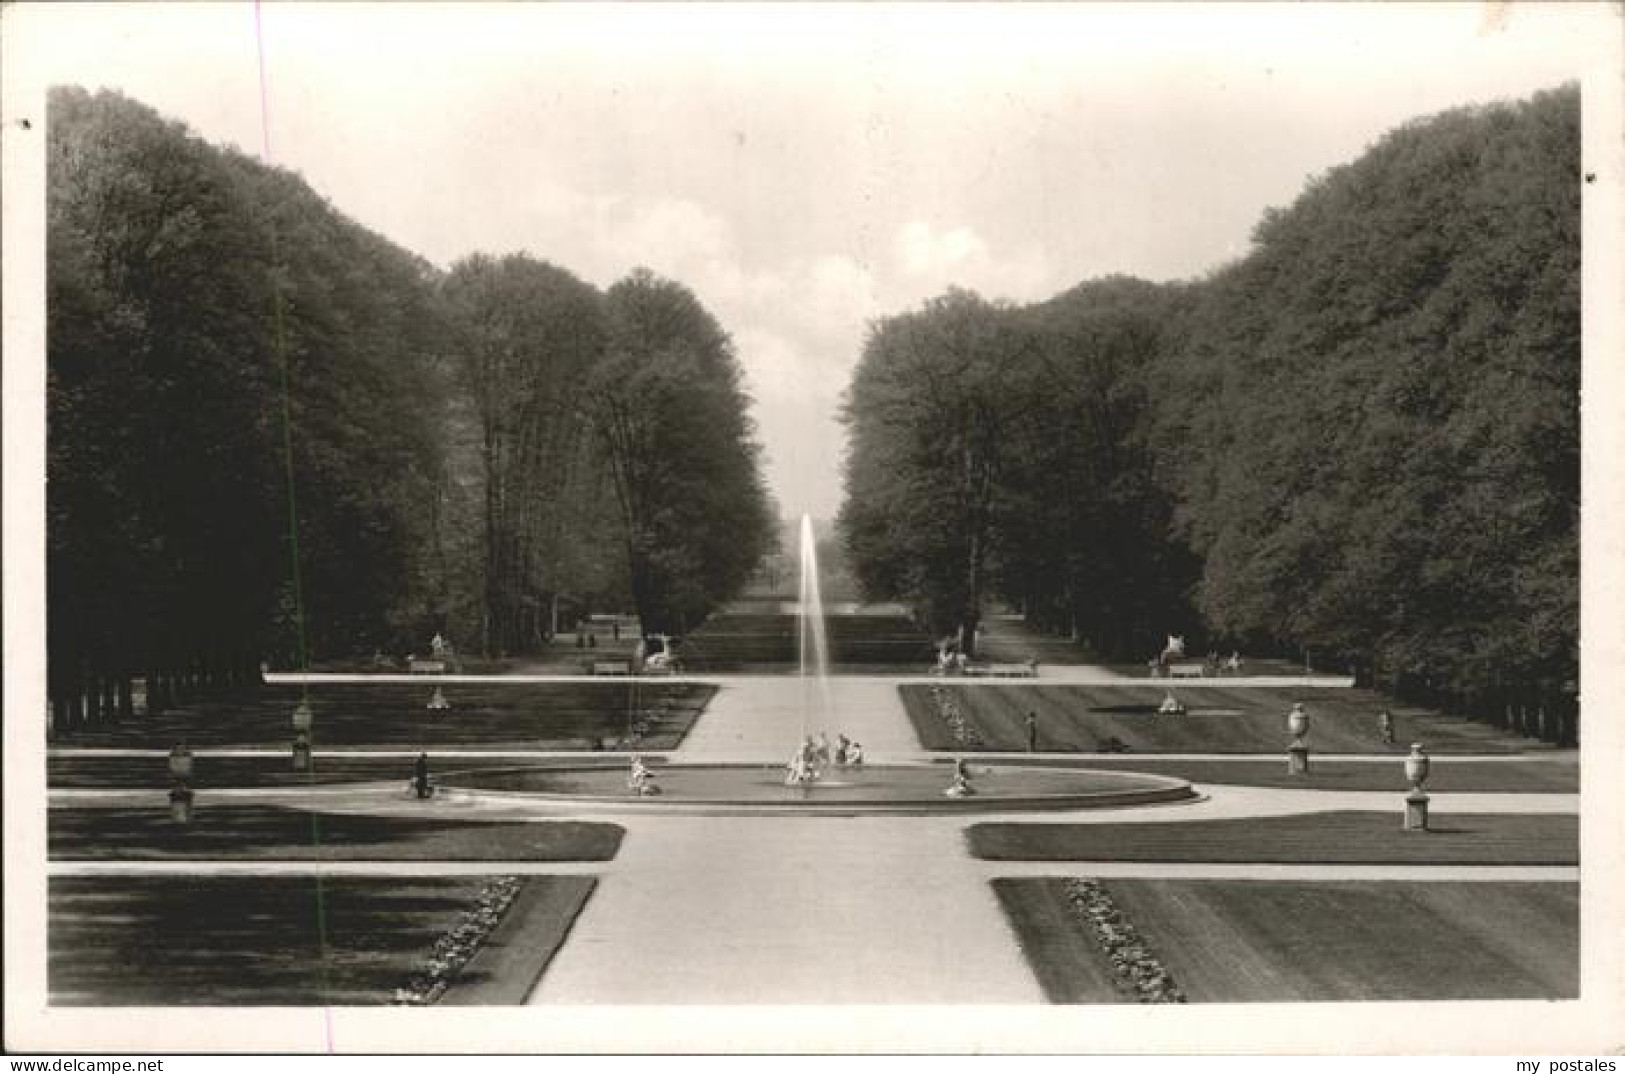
[46,87,773,726]
[840,85,1578,734]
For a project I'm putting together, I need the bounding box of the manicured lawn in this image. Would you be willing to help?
[53,681,717,751]
[996,878,1577,1002]
[47,752,638,790]
[49,874,594,1005]
[682,610,935,670]
[990,878,1121,1002]
[441,876,596,1004]
[902,684,1537,754]
[985,755,1578,793]
[968,811,1577,865]
[49,805,623,861]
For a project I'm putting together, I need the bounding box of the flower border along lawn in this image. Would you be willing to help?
[49,804,623,861]
[48,874,596,1006]
[994,878,1578,1002]
[968,811,1577,865]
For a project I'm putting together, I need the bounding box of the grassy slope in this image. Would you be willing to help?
[50,874,599,1006]
[50,875,477,1005]
[902,684,1536,754]
[47,753,645,789]
[990,878,1121,1003]
[440,876,596,1005]
[54,682,718,750]
[985,755,1578,793]
[49,805,623,861]
[993,878,1577,1002]
[968,811,1578,865]
[1108,879,1578,1001]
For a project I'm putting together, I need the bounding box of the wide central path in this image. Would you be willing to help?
[677,675,924,761]
[529,676,1045,1003]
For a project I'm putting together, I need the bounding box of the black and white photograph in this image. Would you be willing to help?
[4,0,1623,1057]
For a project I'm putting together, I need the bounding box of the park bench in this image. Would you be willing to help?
[592,660,632,676]
[408,659,446,675]
[1168,662,1207,679]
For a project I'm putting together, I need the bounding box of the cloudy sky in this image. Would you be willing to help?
[7,2,1612,519]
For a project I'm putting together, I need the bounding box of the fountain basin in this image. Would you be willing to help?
[436,762,1197,815]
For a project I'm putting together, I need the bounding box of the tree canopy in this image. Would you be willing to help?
[48,86,447,713]
[839,84,1578,708]
[46,87,775,721]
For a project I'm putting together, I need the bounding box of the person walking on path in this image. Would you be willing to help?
[1025,710,1038,752]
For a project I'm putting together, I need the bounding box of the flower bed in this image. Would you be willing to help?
[1061,878,1185,1003]
[393,875,523,1005]
[928,682,985,748]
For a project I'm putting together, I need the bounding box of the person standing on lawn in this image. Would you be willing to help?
[1025,710,1038,752]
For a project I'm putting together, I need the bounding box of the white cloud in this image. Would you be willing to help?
[886,220,1054,309]
[895,220,989,278]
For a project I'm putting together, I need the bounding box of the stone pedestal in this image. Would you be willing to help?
[292,733,312,772]
[1404,791,1430,831]
[1287,744,1310,775]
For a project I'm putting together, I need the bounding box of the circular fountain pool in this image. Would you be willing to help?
[436,762,1197,815]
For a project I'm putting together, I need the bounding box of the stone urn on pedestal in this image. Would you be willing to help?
[291,699,314,773]
[167,742,195,823]
[1403,743,1431,831]
[1286,702,1311,775]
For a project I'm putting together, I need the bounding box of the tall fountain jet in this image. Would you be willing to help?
[797,513,834,740]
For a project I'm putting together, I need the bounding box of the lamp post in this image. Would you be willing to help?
[292,698,313,772]
[1403,743,1431,831]
[1287,701,1311,775]
[168,742,195,823]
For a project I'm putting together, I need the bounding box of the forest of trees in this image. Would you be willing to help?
[45,87,774,727]
[840,85,1579,737]
[45,81,1581,741]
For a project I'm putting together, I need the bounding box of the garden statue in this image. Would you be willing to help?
[627,755,660,796]
[945,757,976,797]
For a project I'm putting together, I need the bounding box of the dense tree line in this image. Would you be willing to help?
[48,87,447,728]
[1153,85,1578,732]
[46,88,773,726]
[841,85,1578,736]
